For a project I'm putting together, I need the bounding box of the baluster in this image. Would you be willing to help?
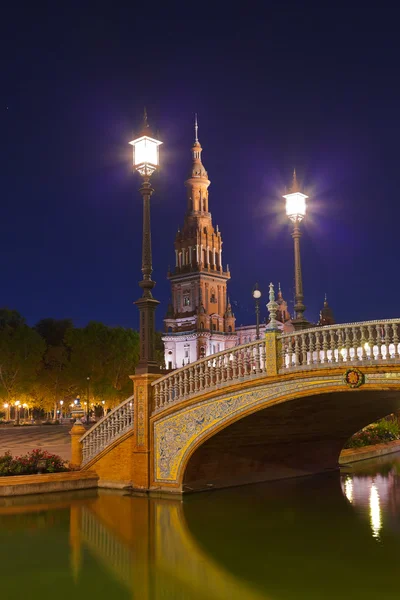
[337,329,344,363]
[237,350,242,377]
[385,323,391,359]
[344,327,351,363]
[183,370,189,396]
[231,352,237,378]
[299,334,306,366]
[322,330,328,364]
[279,339,286,370]
[308,332,315,365]
[392,323,399,359]
[314,331,321,365]
[154,385,159,410]
[367,325,374,361]
[189,367,194,395]
[359,326,367,361]
[294,336,300,367]
[287,337,293,369]
[216,356,221,384]
[168,378,173,403]
[375,324,383,360]
[194,364,199,391]
[245,347,251,375]
[261,342,267,372]
[329,329,336,363]
[351,326,358,361]
[178,372,184,397]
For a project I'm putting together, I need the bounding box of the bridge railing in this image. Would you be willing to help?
[279,319,400,371]
[152,339,266,412]
[80,396,134,466]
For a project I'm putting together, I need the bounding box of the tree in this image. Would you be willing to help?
[65,322,140,408]
[0,310,45,404]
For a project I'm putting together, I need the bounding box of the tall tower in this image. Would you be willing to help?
[163,118,236,369]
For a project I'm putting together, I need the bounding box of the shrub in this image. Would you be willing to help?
[344,418,400,449]
[0,449,69,476]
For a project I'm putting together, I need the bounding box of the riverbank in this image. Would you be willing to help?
[0,471,98,497]
[339,439,400,464]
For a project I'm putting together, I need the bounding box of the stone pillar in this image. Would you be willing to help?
[129,373,160,490]
[265,282,281,377]
[69,422,86,468]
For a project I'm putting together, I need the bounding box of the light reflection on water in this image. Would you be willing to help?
[1,452,400,599]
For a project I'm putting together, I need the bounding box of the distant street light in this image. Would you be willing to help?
[59,400,64,420]
[283,170,309,330]
[252,283,262,340]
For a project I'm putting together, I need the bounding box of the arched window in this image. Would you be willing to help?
[168,327,172,333]
[200,322,204,330]
[228,325,232,332]
[212,323,217,331]
[210,288,216,303]
[203,227,207,234]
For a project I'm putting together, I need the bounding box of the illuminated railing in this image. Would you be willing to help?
[80,396,134,466]
[278,319,400,371]
[152,340,266,412]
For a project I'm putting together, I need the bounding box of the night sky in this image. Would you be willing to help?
[2,5,399,331]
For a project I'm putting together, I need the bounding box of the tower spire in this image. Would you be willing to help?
[194,113,199,143]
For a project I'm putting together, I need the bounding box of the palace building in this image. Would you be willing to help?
[162,120,237,370]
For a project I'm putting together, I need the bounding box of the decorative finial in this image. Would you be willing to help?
[195,113,199,143]
[290,168,300,193]
[143,107,148,129]
[278,282,281,292]
[266,282,279,330]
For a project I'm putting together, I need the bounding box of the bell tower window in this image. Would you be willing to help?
[183,290,190,306]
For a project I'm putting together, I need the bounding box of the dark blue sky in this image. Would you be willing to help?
[1,4,399,330]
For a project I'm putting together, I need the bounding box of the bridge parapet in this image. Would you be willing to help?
[80,395,134,466]
[279,319,400,371]
[152,339,267,413]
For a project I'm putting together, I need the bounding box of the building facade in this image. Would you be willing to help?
[162,123,237,369]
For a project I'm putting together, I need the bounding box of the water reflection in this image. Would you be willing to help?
[1,454,400,599]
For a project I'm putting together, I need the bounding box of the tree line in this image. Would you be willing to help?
[0,308,164,417]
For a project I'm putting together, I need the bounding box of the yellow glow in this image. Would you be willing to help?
[15,401,20,406]
[253,289,262,299]
[283,191,308,220]
[344,477,353,503]
[3,403,8,408]
[129,135,162,169]
[369,483,382,540]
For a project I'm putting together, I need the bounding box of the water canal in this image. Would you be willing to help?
[1,453,400,599]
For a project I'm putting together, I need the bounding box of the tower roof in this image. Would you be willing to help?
[188,114,209,180]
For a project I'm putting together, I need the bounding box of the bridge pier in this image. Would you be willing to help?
[130,373,160,491]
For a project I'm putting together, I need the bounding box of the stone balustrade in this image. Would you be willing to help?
[152,339,267,412]
[80,396,134,466]
[279,319,400,371]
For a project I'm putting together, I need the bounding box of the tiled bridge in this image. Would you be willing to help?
[77,316,400,493]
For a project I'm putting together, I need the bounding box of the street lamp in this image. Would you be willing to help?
[86,377,90,424]
[59,400,64,420]
[283,170,309,330]
[252,283,262,340]
[129,110,162,374]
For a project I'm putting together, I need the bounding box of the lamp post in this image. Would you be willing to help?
[86,377,90,424]
[283,170,309,330]
[129,111,162,374]
[3,403,9,421]
[59,400,64,420]
[252,283,262,340]
[102,400,105,417]
[15,400,20,425]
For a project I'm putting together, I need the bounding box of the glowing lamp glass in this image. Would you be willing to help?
[284,192,308,220]
[129,135,162,173]
[253,289,262,299]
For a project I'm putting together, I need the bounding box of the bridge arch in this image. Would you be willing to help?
[151,368,400,493]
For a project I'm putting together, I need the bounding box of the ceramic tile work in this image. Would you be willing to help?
[154,375,343,482]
